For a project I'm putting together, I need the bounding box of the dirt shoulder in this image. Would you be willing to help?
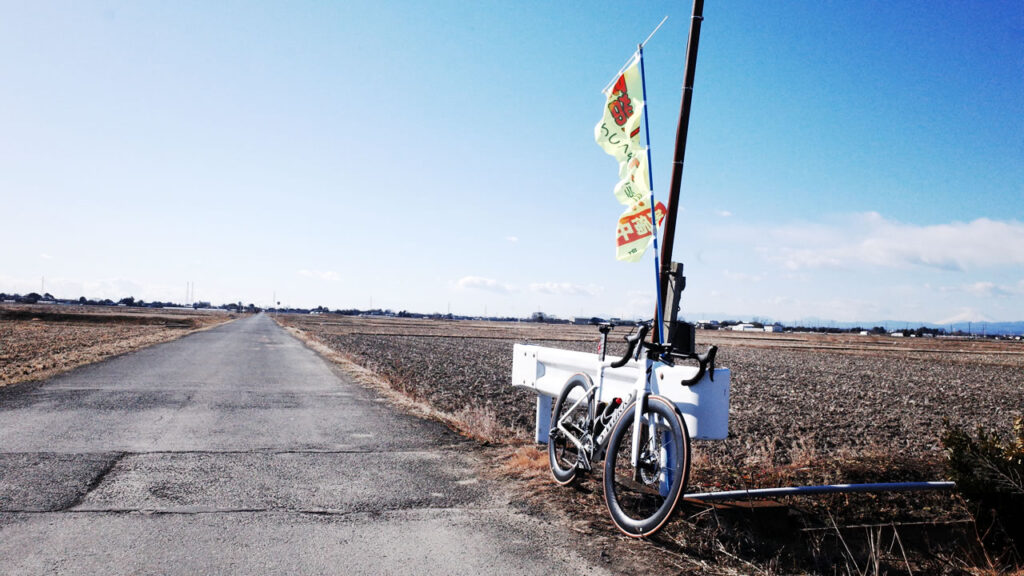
[0,304,237,388]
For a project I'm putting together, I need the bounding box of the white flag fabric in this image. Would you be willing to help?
[615,199,666,262]
[613,148,649,207]
[594,54,644,177]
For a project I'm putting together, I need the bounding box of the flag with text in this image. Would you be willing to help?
[596,53,661,261]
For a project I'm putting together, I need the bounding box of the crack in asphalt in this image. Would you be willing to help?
[60,452,126,511]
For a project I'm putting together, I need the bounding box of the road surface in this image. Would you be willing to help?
[0,314,609,575]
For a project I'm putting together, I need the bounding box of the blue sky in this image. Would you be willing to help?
[2,1,1022,324]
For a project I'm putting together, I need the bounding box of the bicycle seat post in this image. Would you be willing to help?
[597,323,614,361]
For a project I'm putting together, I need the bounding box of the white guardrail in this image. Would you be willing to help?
[511,343,730,444]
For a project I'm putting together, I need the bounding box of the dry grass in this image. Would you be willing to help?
[0,304,234,387]
[497,445,551,488]
[284,325,516,445]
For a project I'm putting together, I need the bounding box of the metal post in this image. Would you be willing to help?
[658,0,704,323]
[686,481,956,502]
[663,262,686,343]
[535,395,553,444]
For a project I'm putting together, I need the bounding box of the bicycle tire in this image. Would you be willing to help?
[548,375,593,485]
[602,395,690,537]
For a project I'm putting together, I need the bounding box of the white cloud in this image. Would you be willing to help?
[40,253,53,260]
[963,281,1012,298]
[456,276,514,293]
[715,210,733,218]
[941,280,1021,298]
[722,269,762,283]
[770,214,1024,272]
[0,275,181,302]
[529,282,600,297]
[505,236,519,243]
[298,269,341,282]
[623,289,656,320]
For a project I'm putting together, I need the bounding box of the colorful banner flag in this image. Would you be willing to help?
[616,200,666,262]
[597,52,663,262]
[595,54,644,177]
[612,148,649,207]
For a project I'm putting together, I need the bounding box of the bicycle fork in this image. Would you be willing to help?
[630,360,658,485]
[630,390,647,482]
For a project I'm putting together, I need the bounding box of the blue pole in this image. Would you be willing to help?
[637,46,664,345]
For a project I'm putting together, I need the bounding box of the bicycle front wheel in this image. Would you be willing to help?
[602,395,690,537]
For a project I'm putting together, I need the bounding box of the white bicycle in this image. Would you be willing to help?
[548,321,717,537]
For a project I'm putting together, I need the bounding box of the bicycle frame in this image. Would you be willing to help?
[554,346,666,475]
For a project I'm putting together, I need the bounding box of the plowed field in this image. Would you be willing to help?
[277,315,1024,476]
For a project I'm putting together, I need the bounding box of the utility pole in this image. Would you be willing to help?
[656,0,704,340]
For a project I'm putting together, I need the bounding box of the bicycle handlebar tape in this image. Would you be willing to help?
[610,323,650,368]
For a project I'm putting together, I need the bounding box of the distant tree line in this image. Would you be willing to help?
[0,292,260,313]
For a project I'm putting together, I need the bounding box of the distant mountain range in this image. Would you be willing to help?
[688,314,1024,336]
[860,320,1024,336]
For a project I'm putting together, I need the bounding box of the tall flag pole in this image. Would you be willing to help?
[658,0,704,322]
[637,44,664,345]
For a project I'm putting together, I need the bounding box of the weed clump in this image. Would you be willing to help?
[942,415,1024,562]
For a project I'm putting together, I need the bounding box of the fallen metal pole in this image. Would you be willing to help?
[686,481,956,502]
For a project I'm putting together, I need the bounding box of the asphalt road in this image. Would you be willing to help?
[0,314,609,575]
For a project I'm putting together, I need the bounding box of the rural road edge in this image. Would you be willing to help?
[0,313,612,575]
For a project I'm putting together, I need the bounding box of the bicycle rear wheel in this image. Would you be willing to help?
[548,375,593,485]
[602,395,689,537]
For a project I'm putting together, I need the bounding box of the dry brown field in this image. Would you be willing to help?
[280,314,1024,573]
[278,314,1023,469]
[0,304,236,388]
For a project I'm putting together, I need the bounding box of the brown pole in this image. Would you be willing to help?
[657,0,704,337]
